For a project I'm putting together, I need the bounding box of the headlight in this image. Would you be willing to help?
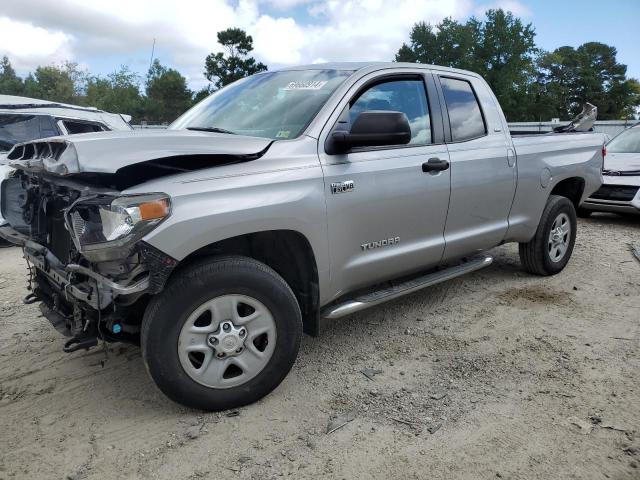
[67,193,171,255]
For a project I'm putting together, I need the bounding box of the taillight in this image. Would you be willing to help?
[602,144,607,160]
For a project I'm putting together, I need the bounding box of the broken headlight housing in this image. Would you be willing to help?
[66,193,171,261]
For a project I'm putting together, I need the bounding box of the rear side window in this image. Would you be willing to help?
[440,77,486,142]
[0,114,58,152]
[62,121,106,134]
[350,79,432,145]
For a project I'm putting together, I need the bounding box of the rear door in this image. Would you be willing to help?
[436,74,516,261]
[318,70,451,300]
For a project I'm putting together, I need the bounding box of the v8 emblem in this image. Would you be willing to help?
[331,180,355,194]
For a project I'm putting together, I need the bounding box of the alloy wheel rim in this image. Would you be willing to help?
[178,294,276,389]
[548,212,571,263]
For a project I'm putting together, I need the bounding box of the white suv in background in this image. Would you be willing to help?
[0,95,132,246]
[580,124,640,216]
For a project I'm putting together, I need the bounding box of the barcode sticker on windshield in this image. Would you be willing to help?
[283,81,328,91]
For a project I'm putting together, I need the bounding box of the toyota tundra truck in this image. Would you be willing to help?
[0,63,604,411]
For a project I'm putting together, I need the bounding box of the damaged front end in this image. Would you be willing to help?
[0,170,177,352]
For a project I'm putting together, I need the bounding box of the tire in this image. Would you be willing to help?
[141,255,302,411]
[576,207,592,218]
[519,195,577,276]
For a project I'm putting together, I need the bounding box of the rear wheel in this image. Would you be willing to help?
[141,256,302,411]
[519,195,577,275]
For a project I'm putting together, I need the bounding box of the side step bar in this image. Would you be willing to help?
[321,254,493,320]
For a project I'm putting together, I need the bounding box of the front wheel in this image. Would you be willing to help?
[141,256,302,411]
[519,195,577,276]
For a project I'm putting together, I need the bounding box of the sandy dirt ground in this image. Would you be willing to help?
[0,214,638,480]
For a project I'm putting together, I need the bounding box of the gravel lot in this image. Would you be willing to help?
[0,214,638,480]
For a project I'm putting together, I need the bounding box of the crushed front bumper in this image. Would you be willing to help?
[1,224,178,351]
[0,225,150,310]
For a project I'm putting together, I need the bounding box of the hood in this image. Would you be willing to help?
[603,152,640,176]
[6,129,273,175]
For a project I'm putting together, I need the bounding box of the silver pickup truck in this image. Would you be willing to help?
[0,63,604,411]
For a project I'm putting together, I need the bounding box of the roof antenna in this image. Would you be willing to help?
[149,38,156,71]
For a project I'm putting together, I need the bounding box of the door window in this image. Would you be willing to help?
[349,79,432,145]
[0,114,58,152]
[61,120,106,134]
[440,77,486,142]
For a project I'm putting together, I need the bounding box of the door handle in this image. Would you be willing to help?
[422,158,449,173]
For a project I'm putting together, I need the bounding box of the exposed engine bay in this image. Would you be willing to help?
[0,132,274,353]
[0,170,177,352]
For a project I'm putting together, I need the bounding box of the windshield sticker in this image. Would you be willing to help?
[275,130,291,139]
[283,80,328,91]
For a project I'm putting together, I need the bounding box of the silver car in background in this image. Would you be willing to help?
[580,123,640,216]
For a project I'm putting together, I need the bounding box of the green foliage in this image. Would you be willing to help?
[0,56,24,95]
[192,87,211,104]
[22,62,85,104]
[85,66,144,120]
[536,43,640,119]
[1,18,636,124]
[396,18,480,70]
[143,59,193,123]
[397,10,537,120]
[204,27,267,91]
[397,9,639,120]
[0,57,195,124]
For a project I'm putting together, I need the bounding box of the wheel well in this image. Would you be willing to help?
[550,177,585,208]
[177,230,320,336]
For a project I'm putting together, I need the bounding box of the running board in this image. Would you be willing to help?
[321,254,493,320]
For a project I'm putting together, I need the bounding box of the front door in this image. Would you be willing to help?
[318,72,451,301]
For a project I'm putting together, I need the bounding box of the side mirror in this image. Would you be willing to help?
[326,111,412,154]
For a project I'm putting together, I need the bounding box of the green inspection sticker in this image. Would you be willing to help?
[275,130,291,138]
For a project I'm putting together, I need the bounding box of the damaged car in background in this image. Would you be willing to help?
[0,63,605,411]
[0,95,132,246]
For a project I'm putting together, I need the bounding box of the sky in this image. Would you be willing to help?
[0,0,638,91]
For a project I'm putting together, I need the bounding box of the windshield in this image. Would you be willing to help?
[0,114,58,152]
[171,69,353,140]
[607,126,640,153]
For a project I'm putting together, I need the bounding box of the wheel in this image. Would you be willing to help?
[576,207,592,218]
[141,255,302,411]
[519,195,577,276]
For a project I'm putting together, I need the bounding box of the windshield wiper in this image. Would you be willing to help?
[186,126,237,135]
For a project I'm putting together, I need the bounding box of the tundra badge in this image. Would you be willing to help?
[361,237,401,251]
[331,180,355,194]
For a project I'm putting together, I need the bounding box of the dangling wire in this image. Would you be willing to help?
[94,279,109,367]
[24,250,34,291]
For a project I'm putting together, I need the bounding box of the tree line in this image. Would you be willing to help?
[396,9,640,120]
[0,28,264,124]
[1,9,638,123]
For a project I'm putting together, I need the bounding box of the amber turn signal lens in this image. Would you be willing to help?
[138,199,170,220]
